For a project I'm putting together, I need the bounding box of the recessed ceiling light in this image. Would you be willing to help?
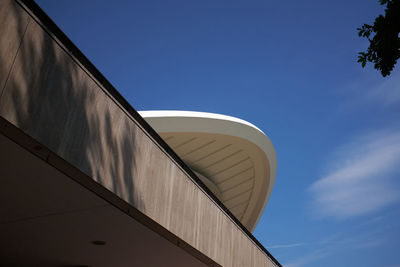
[91,240,106,246]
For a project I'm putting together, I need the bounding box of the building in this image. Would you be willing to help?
[0,0,281,266]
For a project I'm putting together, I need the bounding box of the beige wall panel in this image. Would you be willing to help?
[0,2,278,266]
[168,170,199,242]
[0,0,30,96]
[1,19,84,155]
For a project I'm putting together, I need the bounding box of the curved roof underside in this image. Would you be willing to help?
[139,111,277,232]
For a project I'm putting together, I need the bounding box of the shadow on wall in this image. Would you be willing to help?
[0,0,144,211]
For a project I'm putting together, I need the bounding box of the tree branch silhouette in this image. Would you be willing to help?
[357,0,400,77]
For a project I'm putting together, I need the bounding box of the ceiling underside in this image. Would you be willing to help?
[160,132,267,230]
[0,133,206,267]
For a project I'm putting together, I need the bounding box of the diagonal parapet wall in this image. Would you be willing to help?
[0,0,281,266]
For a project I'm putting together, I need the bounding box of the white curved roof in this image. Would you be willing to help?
[139,110,277,232]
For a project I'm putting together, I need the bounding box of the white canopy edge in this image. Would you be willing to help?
[139,110,277,231]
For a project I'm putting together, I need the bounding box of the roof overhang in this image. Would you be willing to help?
[139,111,277,231]
[0,132,207,266]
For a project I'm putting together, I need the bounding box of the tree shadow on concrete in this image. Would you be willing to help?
[1,0,144,212]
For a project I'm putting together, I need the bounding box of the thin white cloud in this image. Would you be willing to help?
[265,243,307,249]
[284,249,329,267]
[355,239,383,249]
[276,226,390,266]
[364,72,400,106]
[337,70,400,111]
[359,215,383,226]
[282,228,389,267]
[309,130,400,219]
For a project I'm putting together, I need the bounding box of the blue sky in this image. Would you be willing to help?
[36,0,400,266]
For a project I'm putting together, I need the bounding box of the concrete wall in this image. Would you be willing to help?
[0,1,279,266]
